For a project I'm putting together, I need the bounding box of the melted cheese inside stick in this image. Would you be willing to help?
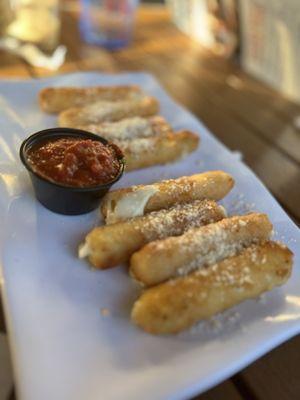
[105,186,158,224]
[101,170,232,224]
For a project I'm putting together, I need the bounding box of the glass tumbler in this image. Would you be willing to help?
[5,0,60,53]
[80,0,139,49]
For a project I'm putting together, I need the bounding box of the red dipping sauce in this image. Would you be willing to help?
[27,137,122,187]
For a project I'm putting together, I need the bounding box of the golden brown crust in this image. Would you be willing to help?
[144,170,233,210]
[130,213,273,286]
[79,200,225,269]
[131,241,293,334]
[101,170,232,223]
[39,86,143,113]
[122,131,199,171]
[76,116,172,141]
[58,97,160,126]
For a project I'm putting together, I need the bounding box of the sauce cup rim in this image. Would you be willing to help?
[19,127,125,192]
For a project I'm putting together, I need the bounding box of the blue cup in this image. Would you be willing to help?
[80,0,139,49]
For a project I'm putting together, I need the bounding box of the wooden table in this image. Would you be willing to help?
[1,4,299,400]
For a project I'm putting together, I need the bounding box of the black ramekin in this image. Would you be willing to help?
[19,127,125,215]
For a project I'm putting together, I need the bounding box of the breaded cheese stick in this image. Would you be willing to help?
[120,131,199,172]
[39,85,143,113]
[58,97,159,127]
[77,116,172,141]
[101,170,233,224]
[130,213,273,286]
[131,241,293,334]
[78,200,225,269]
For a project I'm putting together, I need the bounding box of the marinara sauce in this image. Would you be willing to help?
[27,137,122,187]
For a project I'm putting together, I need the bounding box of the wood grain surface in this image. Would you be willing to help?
[0,3,299,400]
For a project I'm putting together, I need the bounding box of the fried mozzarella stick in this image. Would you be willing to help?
[58,97,159,127]
[121,131,199,172]
[101,170,233,224]
[77,116,172,141]
[39,85,143,113]
[130,213,273,286]
[79,200,225,269]
[132,241,293,334]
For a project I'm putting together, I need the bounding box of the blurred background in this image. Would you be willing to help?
[166,0,300,103]
[0,0,299,102]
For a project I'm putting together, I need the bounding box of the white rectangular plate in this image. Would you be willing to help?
[0,72,299,400]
